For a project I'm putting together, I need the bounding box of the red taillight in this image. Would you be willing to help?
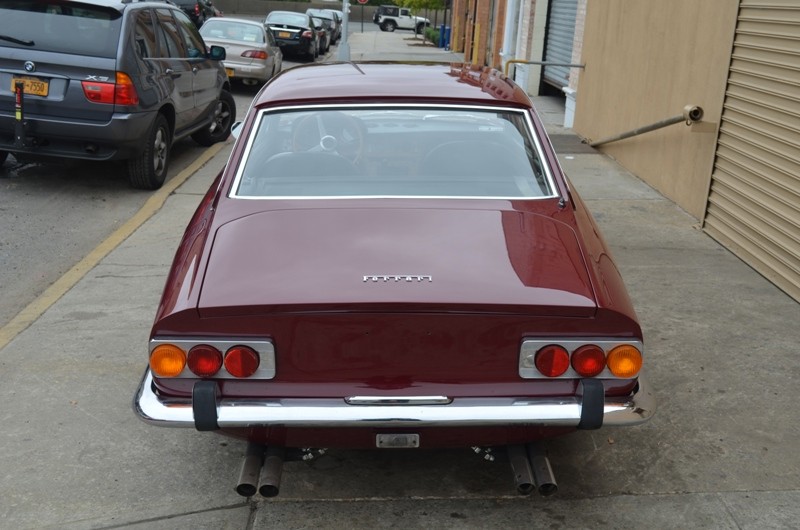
[81,80,115,104]
[224,345,260,378]
[187,344,223,377]
[301,30,313,39]
[195,4,200,15]
[242,50,268,60]
[81,72,138,105]
[571,344,606,377]
[535,345,570,377]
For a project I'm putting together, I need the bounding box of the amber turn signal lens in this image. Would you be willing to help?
[535,344,570,377]
[224,345,260,378]
[150,344,186,377]
[572,344,606,377]
[607,345,642,378]
[188,345,223,377]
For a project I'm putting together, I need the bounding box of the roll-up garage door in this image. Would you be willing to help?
[704,1,800,302]
[542,0,578,89]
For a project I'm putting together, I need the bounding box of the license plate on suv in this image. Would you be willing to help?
[11,76,49,97]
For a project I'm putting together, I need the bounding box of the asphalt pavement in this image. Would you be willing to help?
[1,30,799,530]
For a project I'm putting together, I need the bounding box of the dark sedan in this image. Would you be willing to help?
[135,62,655,499]
[264,11,319,61]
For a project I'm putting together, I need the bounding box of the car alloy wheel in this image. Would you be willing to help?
[192,90,236,147]
[127,114,171,190]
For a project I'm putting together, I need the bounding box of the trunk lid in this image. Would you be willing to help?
[198,207,596,317]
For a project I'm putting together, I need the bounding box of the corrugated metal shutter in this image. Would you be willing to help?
[704,1,800,302]
[543,0,578,88]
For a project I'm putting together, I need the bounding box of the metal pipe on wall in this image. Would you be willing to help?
[589,105,704,147]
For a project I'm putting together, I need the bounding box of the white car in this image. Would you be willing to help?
[200,18,283,86]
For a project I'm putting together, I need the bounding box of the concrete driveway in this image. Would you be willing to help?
[1,30,798,530]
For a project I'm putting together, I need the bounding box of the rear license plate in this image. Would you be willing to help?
[225,68,234,78]
[278,31,291,39]
[11,76,49,97]
[376,434,419,448]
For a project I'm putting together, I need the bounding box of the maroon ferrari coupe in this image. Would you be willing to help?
[134,62,655,497]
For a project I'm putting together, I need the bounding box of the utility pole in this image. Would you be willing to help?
[337,0,351,61]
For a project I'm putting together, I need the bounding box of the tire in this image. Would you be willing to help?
[127,114,171,190]
[416,23,426,35]
[381,20,396,32]
[191,90,236,147]
[0,150,8,166]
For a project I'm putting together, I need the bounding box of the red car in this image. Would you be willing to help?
[134,62,655,498]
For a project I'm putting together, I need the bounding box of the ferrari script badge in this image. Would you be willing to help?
[363,275,432,283]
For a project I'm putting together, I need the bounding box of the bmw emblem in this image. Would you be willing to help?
[24,61,35,73]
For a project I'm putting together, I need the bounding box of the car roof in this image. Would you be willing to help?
[254,62,533,108]
[71,0,175,10]
[202,17,261,27]
[268,10,310,16]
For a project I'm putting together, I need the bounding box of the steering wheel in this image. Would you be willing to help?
[291,112,365,164]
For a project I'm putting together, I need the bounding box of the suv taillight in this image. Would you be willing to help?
[81,72,139,105]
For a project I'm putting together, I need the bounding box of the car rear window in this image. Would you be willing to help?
[0,1,121,58]
[232,106,556,200]
[201,20,264,44]
[306,9,334,21]
[266,13,309,27]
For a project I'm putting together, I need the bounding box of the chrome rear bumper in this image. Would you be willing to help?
[133,369,655,430]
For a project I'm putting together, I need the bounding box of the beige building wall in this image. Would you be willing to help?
[572,0,739,219]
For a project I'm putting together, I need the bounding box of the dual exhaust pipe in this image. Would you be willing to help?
[507,444,558,496]
[236,442,556,497]
[235,442,284,498]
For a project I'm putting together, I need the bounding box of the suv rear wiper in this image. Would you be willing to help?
[0,35,35,46]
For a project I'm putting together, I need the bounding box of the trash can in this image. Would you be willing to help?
[439,25,451,49]
[439,24,450,48]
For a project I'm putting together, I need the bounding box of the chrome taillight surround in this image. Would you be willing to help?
[519,339,643,379]
[149,339,276,379]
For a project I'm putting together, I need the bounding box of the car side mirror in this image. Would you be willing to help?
[209,45,226,61]
[231,121,243,139]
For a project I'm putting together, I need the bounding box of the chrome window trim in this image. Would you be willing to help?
[519,339,644,380]
[229,103,559,201]
[149,339,276,379]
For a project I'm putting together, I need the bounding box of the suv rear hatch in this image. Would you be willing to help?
[0,1,121,124]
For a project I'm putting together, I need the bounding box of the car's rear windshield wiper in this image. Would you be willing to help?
[0,34,34,46]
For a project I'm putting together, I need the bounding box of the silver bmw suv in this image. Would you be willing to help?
[0,0,235,189]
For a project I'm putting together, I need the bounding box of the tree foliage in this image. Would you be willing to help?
[396,0,445,13]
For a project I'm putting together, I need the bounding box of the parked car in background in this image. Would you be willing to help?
[311,17,331,54]
[200,18,282,86]
[134,62,655,498]
[172,0,219,28]
[0,0,235,189]
[373,5,429,33]
[306,8,340,44]
[264,11,319,61]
